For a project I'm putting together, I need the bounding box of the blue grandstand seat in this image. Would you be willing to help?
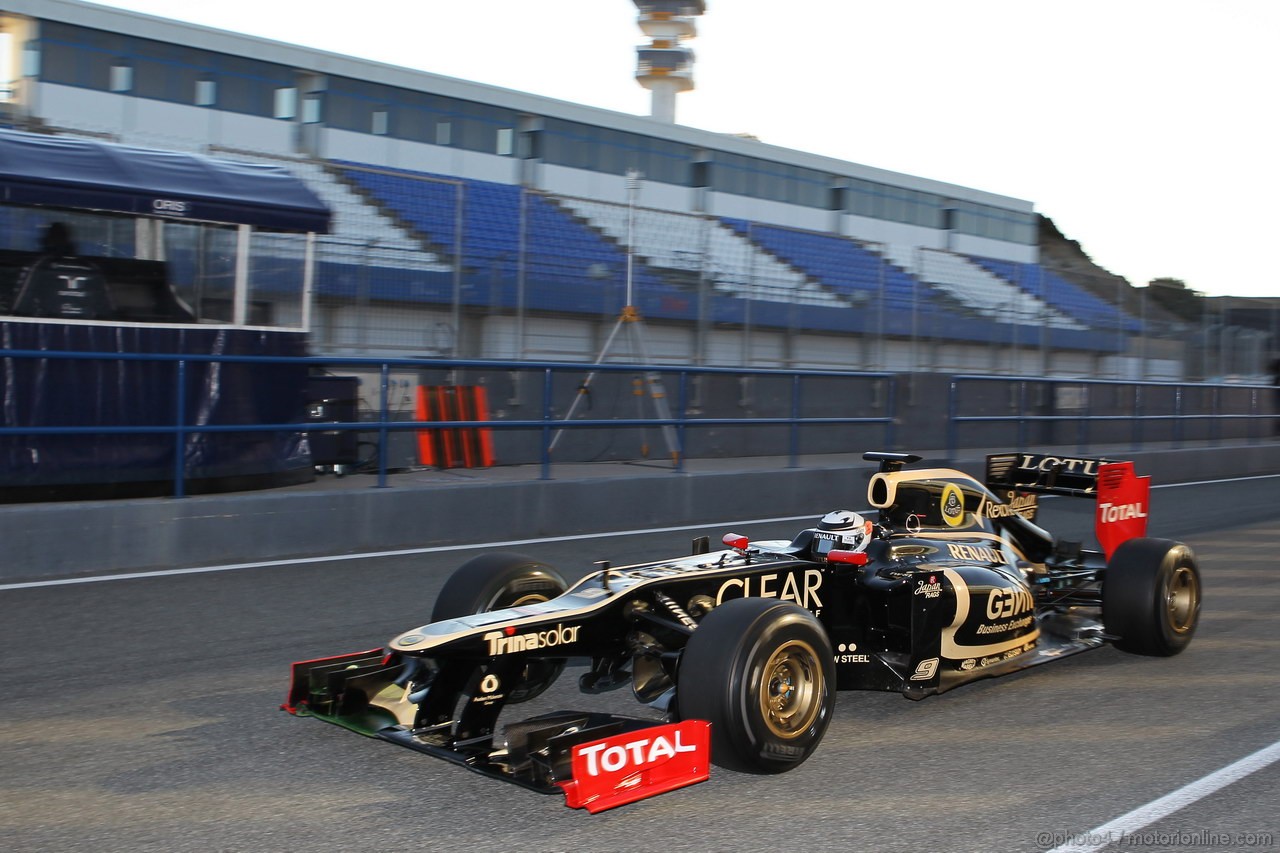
[968,256,1138,332]
[331,159,699,321]
[722,219,950,315]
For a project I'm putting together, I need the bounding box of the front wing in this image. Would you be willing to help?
[282,650,710,813]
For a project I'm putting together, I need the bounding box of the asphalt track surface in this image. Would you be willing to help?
[3,478,1279,853]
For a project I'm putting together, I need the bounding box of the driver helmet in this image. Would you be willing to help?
[816,509,872,552]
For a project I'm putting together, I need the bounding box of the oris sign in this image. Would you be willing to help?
[152,198,190,216]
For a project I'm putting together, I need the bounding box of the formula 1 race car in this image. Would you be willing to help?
[284,451,1201,812]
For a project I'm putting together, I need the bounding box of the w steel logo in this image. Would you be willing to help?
[559,720,711,812]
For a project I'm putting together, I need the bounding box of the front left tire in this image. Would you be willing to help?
[676,597,835,773]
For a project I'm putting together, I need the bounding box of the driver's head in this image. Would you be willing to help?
[817,509,872,552]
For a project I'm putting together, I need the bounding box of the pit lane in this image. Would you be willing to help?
[2,477,1277,853]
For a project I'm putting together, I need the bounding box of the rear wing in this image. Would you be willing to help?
[986,453,1150,557]
[985,452,1113,497]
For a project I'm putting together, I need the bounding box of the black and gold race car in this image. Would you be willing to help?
[284,451,1201,812]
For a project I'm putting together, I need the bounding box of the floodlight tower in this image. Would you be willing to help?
[633,1,705,123]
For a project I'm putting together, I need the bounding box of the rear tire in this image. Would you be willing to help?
[432,552,568,703]
[1102,538,1201,656]
[677,597,835,773]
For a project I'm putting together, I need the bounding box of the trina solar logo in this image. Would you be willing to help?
[483,623,579,655]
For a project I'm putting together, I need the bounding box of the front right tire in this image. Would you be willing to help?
[431,552,568,703]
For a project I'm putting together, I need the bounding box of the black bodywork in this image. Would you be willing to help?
[284,451,1190,797]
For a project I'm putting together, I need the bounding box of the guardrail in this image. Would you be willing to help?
[0,350,897,497]
[947,374,1274,457]
[5,350,1274,501]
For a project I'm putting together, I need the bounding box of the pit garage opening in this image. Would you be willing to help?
[0,127,332,500]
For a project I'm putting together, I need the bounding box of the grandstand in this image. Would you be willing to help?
[0,0,1234,379]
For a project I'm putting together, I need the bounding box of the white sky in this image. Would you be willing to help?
[83,0,1280,298]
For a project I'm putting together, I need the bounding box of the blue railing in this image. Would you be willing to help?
[947,374,1273,457]
[5,350,1273,500]
[0,350,897,497]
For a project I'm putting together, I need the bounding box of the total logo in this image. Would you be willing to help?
[561,721,710,812]
[715,569,824,611]
[483,623,579,655]
[577,728,700,777]
[1098,501,1147,523]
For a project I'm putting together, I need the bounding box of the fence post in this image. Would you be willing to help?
[885,374,898,451]
[1017,380,1028,451]
[1210,385,1220,444]
[540,367,554,480]
[375,362,390,488]
[946,377,959,459]
[788,373,802,468]
[676,371,688,473]
[1131,382,1143,451]
[1078,383,1090,453]
[1249,387,1259,441]
[1173,385,1184,448]
[172,359,187,499]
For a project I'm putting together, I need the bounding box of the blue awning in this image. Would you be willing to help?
[0,128,330,233]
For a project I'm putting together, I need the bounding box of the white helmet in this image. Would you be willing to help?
[816,509,872,552]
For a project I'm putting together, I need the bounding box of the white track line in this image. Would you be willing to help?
[5,472,1278,593]
[1046,739,1280,853]
[0,513,815,591]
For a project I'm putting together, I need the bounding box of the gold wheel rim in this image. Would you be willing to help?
[758,639,823,740]
[1167,566,1198,633]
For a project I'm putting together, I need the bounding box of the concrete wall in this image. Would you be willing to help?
[3,442,1278,584]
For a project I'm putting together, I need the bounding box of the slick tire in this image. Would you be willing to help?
[677,597,835,774]
[1102,538,1201,656]
[432,552,569,703]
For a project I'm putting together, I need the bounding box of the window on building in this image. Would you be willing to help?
[21,39,40,78]
[109,63,132,93]
[496,127,514,156]
[274,86,298,119]
[372,110,389,135]
[195,78,216,106]
[302,93,322,124]
[436,121,452,145]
